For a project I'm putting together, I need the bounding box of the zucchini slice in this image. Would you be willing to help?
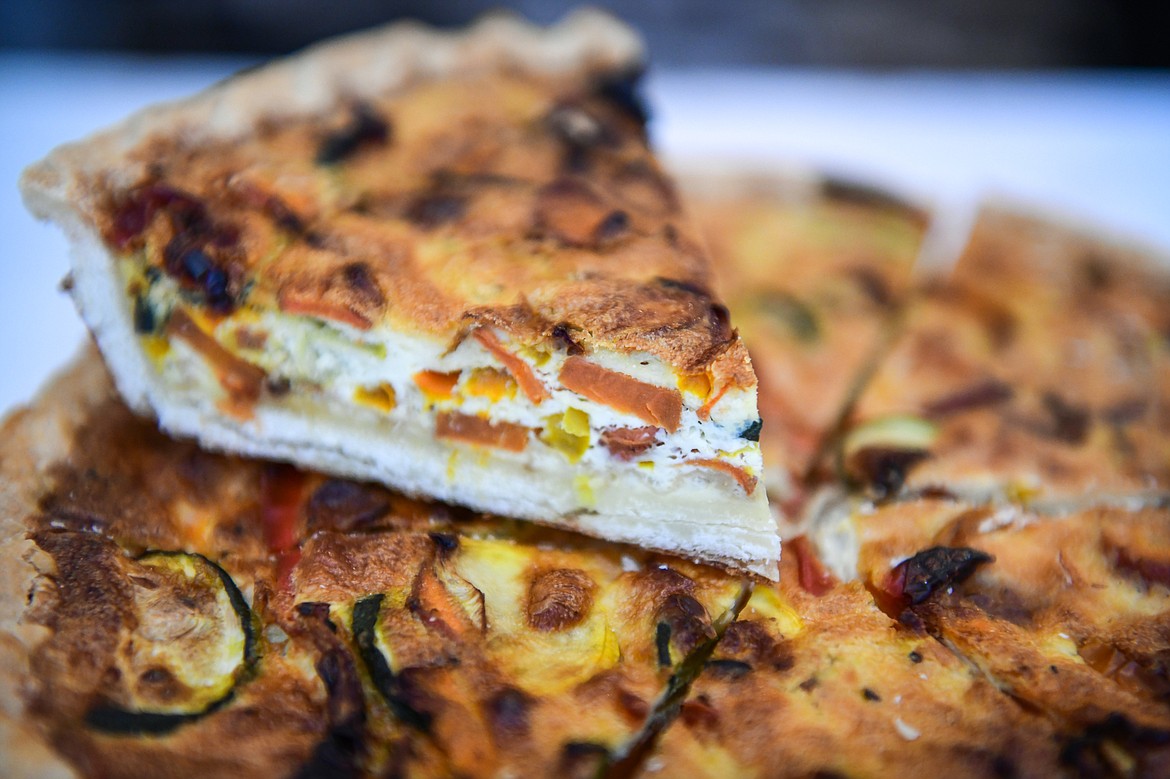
[85,551,255,735]
[352,594,433,731]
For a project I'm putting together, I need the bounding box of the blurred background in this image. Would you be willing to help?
[2,2,1169,410]
[3,0,1169,67]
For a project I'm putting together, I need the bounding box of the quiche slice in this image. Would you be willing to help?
[811,496,1170,772]
[19,12,777,577]
[835,205,1170,507]
[639,551,1064,779]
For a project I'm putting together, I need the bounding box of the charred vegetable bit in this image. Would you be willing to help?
[847,447,931,500]
[655,621,673,668]
[166,245,235,314]
[593,66,650,130]
[550,322,585,355]
[315,104,391,165]
[84,551,255,735]
[655,593,717,667]
[924,378,1015,418]
[107,183,210,250]
[294,600,372,779]
[351,594,433,731]
[738,418,763,442]
[594,209,630,242]
[133,294,156,334]
[1040,391,1091,444]
[112,183,242,313]
[875,546,993,615]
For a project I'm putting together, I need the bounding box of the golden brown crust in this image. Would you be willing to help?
[843,497,1170,772]
[0,350,112,779]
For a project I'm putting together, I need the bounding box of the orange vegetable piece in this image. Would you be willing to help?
[559,357,682,432]
[435,412,530,452]
[473,328,549,404]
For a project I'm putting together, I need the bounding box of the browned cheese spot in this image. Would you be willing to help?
[599,425,661,460]
[533,178,627,248]
[526,568,596,631]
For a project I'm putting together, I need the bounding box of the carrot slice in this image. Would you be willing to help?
[559,357,682,432]
[414,370,461,402]
[473,329,549,404]
[687,457,758,495]
[278,287,372,330]
[696,381,731,421]
[436,411,530,452]
[167,308,266,410]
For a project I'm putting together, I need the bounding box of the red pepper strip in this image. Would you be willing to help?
[788,535,837,597]
[261,463,307,591]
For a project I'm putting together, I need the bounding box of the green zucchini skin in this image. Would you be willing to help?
[84,551,255,736]
[84,698,235,736]
[352,594,432,731]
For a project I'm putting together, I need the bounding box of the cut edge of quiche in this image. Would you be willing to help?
[19,11,779,578]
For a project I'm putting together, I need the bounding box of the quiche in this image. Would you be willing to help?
[809,496,1170,774]
[18,11,777,578]
[835,205,1170,507]
[638,548,1065,778]
[11,347,1170,778]
[7,19,1170,774]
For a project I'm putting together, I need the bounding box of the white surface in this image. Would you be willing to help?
[2,52,1168,414]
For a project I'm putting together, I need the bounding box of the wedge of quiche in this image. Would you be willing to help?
[836,205,1170,507]
[640,553,1065,779]
[812,496,1170,773]
[19,12,777,576]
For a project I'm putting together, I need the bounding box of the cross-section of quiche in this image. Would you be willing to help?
[19,12,777,576]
